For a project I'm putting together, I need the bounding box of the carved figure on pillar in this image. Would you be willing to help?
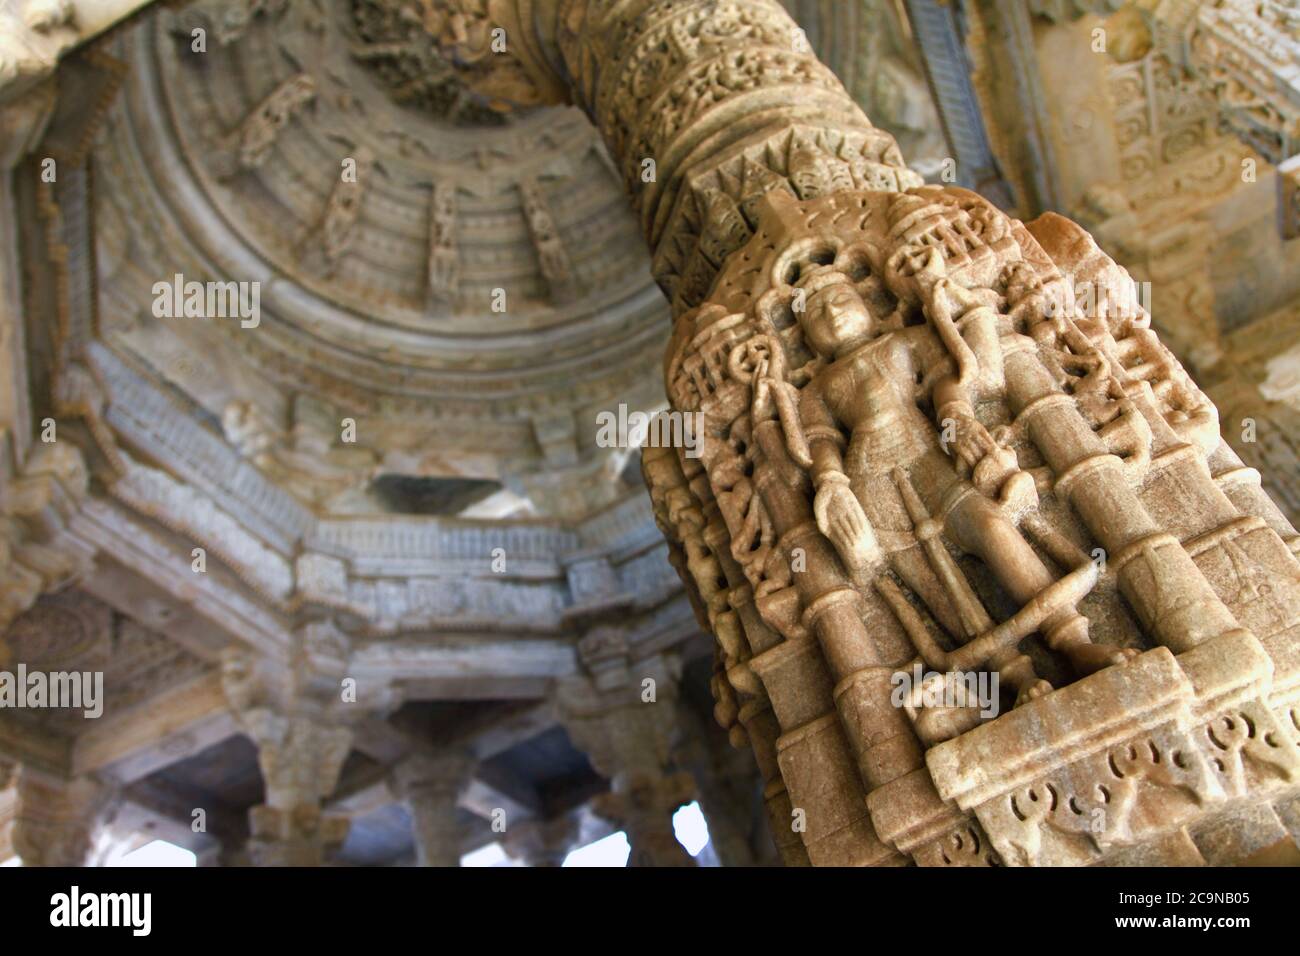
[775,249,1126,689]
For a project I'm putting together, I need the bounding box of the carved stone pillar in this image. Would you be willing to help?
[221,623,355,867]
[241,718,352,867]
[0,81,57,477]
[1,14,116,639]
[559,627,697,867]
[449,0,1300,867]
[591,771,696,868]
[0,395,91,639]
[501,813,579,867]
[673,700,761,867]
[10,766,119,866]
[393,749,477,867]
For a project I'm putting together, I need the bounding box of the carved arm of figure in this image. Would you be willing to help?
[797,383,880,579]
[749,345,811,470]
[924,275,1029,506]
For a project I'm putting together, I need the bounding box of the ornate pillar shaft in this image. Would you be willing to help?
[240,714,353,867]
[672,698,766,867]
[221,625,356,867]
[559,628,699,866]
[544,0,923,313]
[394,749,477,867]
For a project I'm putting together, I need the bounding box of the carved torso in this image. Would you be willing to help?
[808,330,939,478]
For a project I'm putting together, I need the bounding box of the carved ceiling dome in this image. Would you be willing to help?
[4,599,101,670]
[94,0,664,509]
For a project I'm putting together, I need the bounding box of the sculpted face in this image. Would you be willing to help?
[801,281,876,358]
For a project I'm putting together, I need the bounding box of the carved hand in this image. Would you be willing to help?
[946,411,998,474]
[814,477,878,574]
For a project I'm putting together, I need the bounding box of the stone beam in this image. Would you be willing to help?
[77,559,230,663]
[460,762,541,823]
[108,795,223,859]
[71,497,291,658]
[121,775,246,850]
[397,676,553,701]
[335,702,557,825]
[454,699,556,760]
[71,669,239,782]
[350,634,576,683]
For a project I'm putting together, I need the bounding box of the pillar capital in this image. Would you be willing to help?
[0,442,92,640]
[574,624,632,691]
[558,639,698,865]
[220,626,358,866]
[392,747,478,802]
[501,813,579,867]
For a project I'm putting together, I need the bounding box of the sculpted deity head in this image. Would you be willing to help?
[795,268,878,359]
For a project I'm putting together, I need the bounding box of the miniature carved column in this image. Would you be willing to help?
[393,749,477,867]
[9,766,119,866]
[643,445,811,866]
[221,623,356,867]
[559,627,697,867]
[501,813,579,867]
